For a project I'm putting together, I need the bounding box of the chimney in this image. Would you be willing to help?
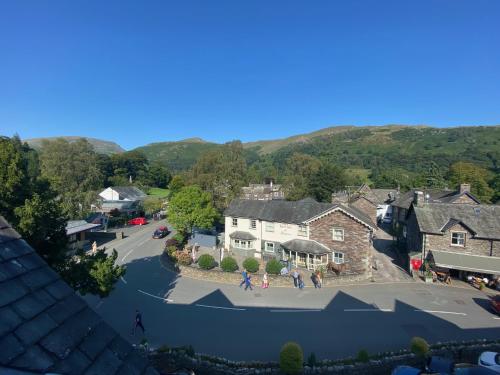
[413,191,424,207]
[459,183,470,194]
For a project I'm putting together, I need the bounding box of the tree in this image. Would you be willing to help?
[424,161,446,189]
[110,150,149,184]
[168,175,185,198]
[308,163,348,202]
[448,162,494,202]
[146,162,171,188]
[61,249,126,298]
[142,196,163,215]
[167,185,218,235]
[14,193,69,266]
[283,153,321,201]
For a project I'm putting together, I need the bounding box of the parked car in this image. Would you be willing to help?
[478,352,500,373]
[490,296,500,315]
[153,226,169,239]
[128,217,148,226]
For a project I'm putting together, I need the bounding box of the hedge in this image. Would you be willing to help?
[220,256,239,272]
[243,257,259,273]
[280,342,303,375]
[198,254,216,270]
[265,258,282,275]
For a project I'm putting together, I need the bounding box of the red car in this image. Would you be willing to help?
[491,295,500,315]
[128,217,148,226]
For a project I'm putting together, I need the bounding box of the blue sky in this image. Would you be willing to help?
[1,0,499,150]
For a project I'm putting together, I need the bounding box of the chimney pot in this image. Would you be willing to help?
[413,191,424,207]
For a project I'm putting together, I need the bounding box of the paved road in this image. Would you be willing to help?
[84,222,500,361]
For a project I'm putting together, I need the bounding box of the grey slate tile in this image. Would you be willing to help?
[0,278,29,307]
[47,293,87,324]
[1,258,28,279]
[51,348,92,375]
[20,265,59,291]
[78,321,117,360]
[40,307,101,359]
[0,227,22,244]
[0,239,33,260]
[83,348,123,375]
[118,350,149,375]
[16,252,46,271]
[12,289,56,320]
[14,313,58,346]
[0,334,25,364]
[44,279,74,301]
[10,344,54,372]
[0,306,22,337]
[108,336,133,360]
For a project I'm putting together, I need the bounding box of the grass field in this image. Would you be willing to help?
[148,187,169,198]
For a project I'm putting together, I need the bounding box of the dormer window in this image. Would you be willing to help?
[451,232,465,247]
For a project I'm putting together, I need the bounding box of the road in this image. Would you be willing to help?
[83,221,500,361]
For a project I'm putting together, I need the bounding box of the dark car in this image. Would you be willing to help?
[491,295,500,315]
[153,226,169,239]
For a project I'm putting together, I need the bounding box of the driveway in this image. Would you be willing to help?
[372,225,412,282]
[83,222,500,361]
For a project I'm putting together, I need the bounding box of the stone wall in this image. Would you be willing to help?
[150,340,500,375]
[309,210,372,276]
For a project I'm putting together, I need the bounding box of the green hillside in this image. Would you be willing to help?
[135,125,500,173]
[25,136,125,155]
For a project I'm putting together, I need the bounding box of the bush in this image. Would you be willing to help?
[220,256,239,272]
[243,257,260,273]
[280,342,303,375]
[173,233,186,245]
[198,254,216,270]
[410,337,429,357]
[356,349,369,363]
[307,352,317,367]
[165,245,178,258]
[265,258,282,275]
[165,238,179,248]
[176,251,192,266]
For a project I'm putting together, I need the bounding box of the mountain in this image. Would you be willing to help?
[24,136,125,155]
[135,125,500,172]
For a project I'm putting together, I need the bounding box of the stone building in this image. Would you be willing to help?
[405,198,500,277]
[241,182,285,200]
[224,198,375,275]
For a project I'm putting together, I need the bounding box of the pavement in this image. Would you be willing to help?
[83,221,500,361]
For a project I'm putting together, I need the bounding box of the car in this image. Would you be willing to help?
[478,352,500,373]
[383,213,393,224]
[491,296,500,315]
[128,217,148,226]
[153,226,169,239]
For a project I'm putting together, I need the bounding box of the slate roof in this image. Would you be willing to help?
[0,216,159,375]
[225,198,376,229]
[65,221,101,236]
[391,189,480,209]
[229,231,257,240]
[111,186,147,201]
[369,189,398,205]
[281,239,331,255]
[413,204,500,240]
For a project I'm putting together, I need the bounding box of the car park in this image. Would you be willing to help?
[128,217,148,226]
[153,226,169,239]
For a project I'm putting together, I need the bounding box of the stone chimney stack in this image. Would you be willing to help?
[413,191,424,207]
[459,183,471,194]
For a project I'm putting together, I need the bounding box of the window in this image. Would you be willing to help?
[451,232,465,246]
[298,225,307,237]
[332,228,344,241]
[234,239,253,249]
[333,252,344,264]
[250,219,257,230]
[265,222,274,232]
[265,242,275,253]
[281,223,291,234]
[232,218,238,227]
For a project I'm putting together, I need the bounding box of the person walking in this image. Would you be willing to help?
[298,273,305,289]
[311,272,319,288]
[262,272,269,289]
[244,274,253,291]
[316,271,322,288]
[239,268,247,288]
[292,269,299,288]
[133,309,145,335]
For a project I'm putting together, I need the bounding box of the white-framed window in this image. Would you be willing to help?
[280,223,291,234]
[451,232,465,247]
[250,219,257,230]
[298,225,307,237]
[332,228,344,241]
[233,239,253,249]
[232,218,238,227]
[333,252,344,264]
[265,222,274,232]
[265,242,275,253]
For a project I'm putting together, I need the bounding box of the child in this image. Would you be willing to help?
[262,272,269,289]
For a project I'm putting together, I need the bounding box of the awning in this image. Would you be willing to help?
[281,239,330,255]
[66,221,101,236]
[229,231,256,240]
[431,250,500,275]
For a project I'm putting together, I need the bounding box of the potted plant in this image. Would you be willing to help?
[424,270,434,283]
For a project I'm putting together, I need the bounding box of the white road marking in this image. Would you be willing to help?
[270,309,322,313]
[344,308,392,312]
[121,248,135,262]
[493,317,500,320]
[120,276,127,284]
[138,289,173,302]
[195,304,246,311]
[121,238,150,262]
[414,309,467,316]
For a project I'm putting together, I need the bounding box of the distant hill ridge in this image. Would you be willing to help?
[24,136,125,155]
